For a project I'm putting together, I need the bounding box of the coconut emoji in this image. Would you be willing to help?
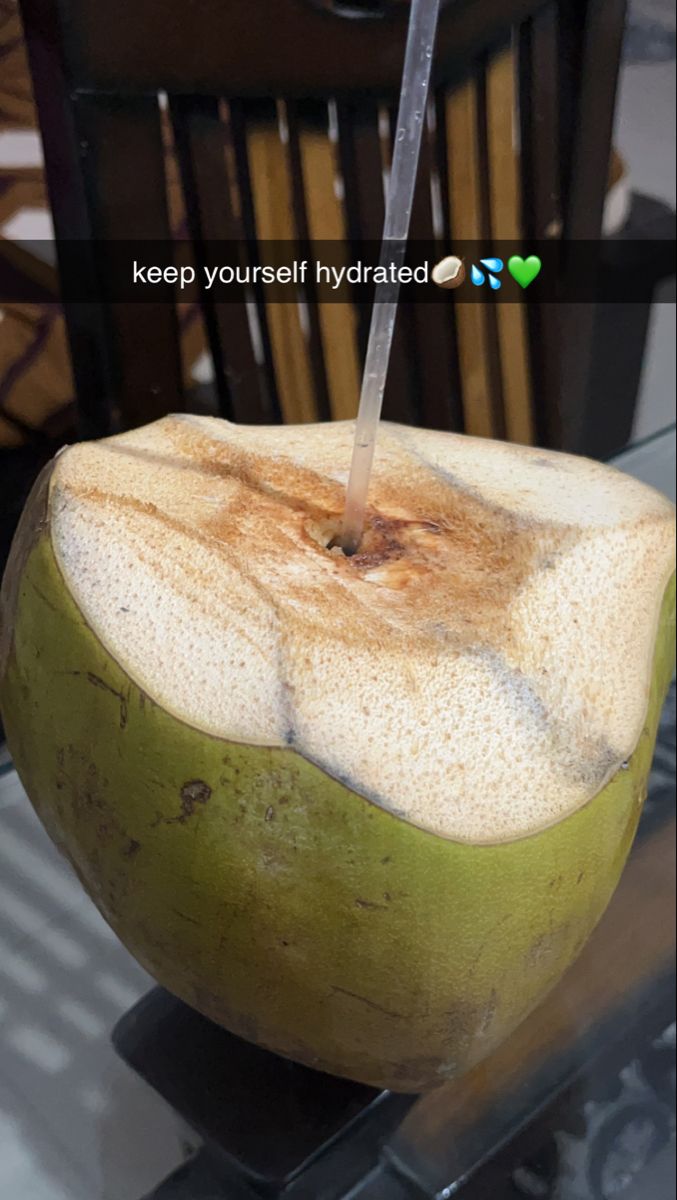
[0,416,674,1092]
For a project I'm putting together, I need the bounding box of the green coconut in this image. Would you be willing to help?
[0,416,674,1092]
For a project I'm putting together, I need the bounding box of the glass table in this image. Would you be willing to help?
[1,427,674,1200]
[355,425,677,1200]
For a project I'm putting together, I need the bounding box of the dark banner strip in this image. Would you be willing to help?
[0,239,675,304]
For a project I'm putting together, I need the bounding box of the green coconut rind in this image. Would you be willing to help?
[0,483,674,1090]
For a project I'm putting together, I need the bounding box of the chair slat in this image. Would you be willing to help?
[227,99,282,423]
[73,92,184,431]
[445,73,501,440]
[335,101,416,426]
[486,46,534,446]
[564,0,627,240]
[246,103,319,425]
[518,6,562,447]
[432,88,465,433]
[170,95,274,423]
[18,0,114,439]
[401,104,460,432]
[557,0,628,453]
[381,105,427,429]
[285,100,333,422]
[475,56,506,440]
[519,6,561,239]
[296,104,362,422]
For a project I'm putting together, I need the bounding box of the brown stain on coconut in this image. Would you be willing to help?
[67,426,549,654]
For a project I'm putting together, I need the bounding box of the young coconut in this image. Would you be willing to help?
[0,416,674,1092]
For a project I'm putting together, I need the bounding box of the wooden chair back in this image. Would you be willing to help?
[18,0,627,451]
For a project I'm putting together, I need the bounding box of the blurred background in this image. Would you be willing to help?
[0,1,675,1198]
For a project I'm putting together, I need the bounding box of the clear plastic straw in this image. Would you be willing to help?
[339,0,442,556]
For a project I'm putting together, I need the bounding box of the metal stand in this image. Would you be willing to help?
[113,989,417,1198]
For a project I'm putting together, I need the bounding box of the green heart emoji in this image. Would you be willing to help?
[508,255,542,289]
